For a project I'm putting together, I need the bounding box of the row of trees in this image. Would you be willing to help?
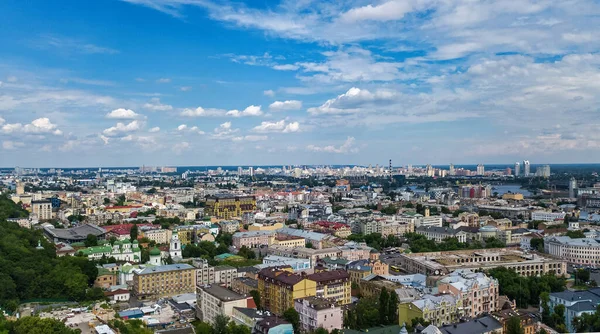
[347,232,506,252]
[0,315,80,334]
[488,267,566,308]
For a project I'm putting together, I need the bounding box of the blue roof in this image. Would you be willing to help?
[119,309,144,317]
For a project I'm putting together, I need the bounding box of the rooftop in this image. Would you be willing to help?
[136,264,194,275]
[438,316,503,334]
[199,284,246,301]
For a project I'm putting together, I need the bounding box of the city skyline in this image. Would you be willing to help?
[2,1,600,166]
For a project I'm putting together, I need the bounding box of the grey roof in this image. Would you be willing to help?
[44,224,106,241]
[233,307,264,319]
[156,327,196,334]
[439,316,502,334]
[416,226,462,235]
[278,227,329,241]
[550,288,600,304]
[200,284,245,301]
[568,301,597,313]
[234,277,258,289]
[214,265,237,271]
[136,264,194,275]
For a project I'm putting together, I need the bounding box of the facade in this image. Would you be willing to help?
[267,245,342,267]
[261,255,311,272]
[308,270,351,305]
[398,248,567,277]
[438,270,499,318]
[546,288,600,332]
[399,294,464,327]
[169,234,182,258]
[140,228,172,244]
[254,316,294,334]
[258,267,317,315]
[381,221,414,237]
[514,162,520,177]
[214,265,238,288]
[531,211,566,222]
[545,236,600,265]
[233,230,274,249]
[232,277,258,295]
[32,200,52,220]
[219,220,241,234]
[272,234,306,248]
[192,258,215,285]
[197,284,247,324]
[132,264,196,299]
[94,268,117,289]
[416,226,468,243]
[277,228,330,249]
[294,297,343,333]
[523,160,531,177]
[206,195,256,219]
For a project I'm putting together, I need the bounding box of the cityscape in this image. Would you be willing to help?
[2,0,600,334]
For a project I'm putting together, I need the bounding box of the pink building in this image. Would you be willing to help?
[295,297,343,333]
[437,269,499,318]
[232,231,273,249]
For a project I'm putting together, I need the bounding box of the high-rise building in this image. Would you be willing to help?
[535,165,551,178]
[32,200,52,220]
[569,177,578,199]
[237,166,243,175]
[514,162,520,177]
[449,164,455,176]
[523,160,531,177]
[249,166,254,177]
[426,164,434,177]
[476,164,485,176]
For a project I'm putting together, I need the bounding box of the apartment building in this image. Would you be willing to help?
[267,245,342,267]
[399,294,464,327]
[438,269,499,318]
[381,221,414,237]
[140,228,172,244]
[531,211,566,222]
[232,277,258,295]
[197,284,247,324]
[272,234,306,248]
[415,226,469,243]
[31,200,52,220]
[308,270,351,305]
[214,265,238,288]
[206,195,256,219]
[233,231,274,249]
[258,267,317,315]
[192,259,215,285]
[132,264,196,300]
[295,297,343,333]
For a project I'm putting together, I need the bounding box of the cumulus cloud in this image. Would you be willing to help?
[252,120,300,133]
[0,117,4,125]
[180,86,192,91]
[102,120,142,137]
[180,106,225,117]
[263,90,275,97]
[156,78,171,83]
[269,100,302,111]
[2,141,25,150]
[308,87,396,115]
[173,141,190,154]
[226,105,263,117]
[272,64,299,71]
[148,127,160,133]
[306,137,358,154]
[212,121,239,138]
[1,118,63,135]
[340,0,418,22]
[106,108,142,119]
[143,98,173,111]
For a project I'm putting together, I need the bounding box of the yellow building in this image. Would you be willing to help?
[308,270,351,305]
[258,268,317,315]
[270,234,306,248]
[502,193,524,200]
[206,195,256,219]
[248,222,284,231]
[399,294,464,327]
[132,264,196,300]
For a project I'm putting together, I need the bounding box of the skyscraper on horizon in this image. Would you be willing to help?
[476,164,485,176]
[569,177,578,198]
[449,164,455,176]
[514,162,520,177]
[523,160,531,177]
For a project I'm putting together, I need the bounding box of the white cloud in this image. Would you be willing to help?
[272,64,299,71]
[307,137,358,154]
[2,141,25,150]
[6,76,18,83]
[102,120,142,137]
[226,105,263,117]
[156,78,171,83]
[269,100,302,111]
[180,106,225,117]
[173,141,191,154]
[149,126,160,133]
[308,87,397,115]
[0,117,4,125]
[177,124,204,134]
[252,120,300,133]
[35,34,119,55]
[212,121,239,138]
[1,118,63,135]
[340,0,418,22]
[232,135,268,142]
[263,90,275,97]
[143,98,173,111]
[177,124,188,131]
[180,86,192,91]
[106,108,142,119]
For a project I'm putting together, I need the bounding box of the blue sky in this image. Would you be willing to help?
[1,0,600,167]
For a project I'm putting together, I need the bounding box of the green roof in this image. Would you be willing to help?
[78,246,112,255]
[97,268,115,276]
[149,247,161,256]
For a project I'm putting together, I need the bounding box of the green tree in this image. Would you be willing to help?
[379,288,390,324]
[130,224,139,241]
[313,328,328,334]
[116,194,126,206]
[306,242,314,249]
[388,289,399,324]
[103,198,110,205]
[194,321,213,334]
[506,317,524,334]
[84,234,98,247]
[250,290,261,310]
[213,314,230,334]
[283,307,301,334]
[567,230,586,239]
[8,316,80,334]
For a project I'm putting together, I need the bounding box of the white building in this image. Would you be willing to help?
[31,200,52,220]
[531,211,566,222]
[170,234,181,258]
[545,236,600,266]
[197,285,247,324]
